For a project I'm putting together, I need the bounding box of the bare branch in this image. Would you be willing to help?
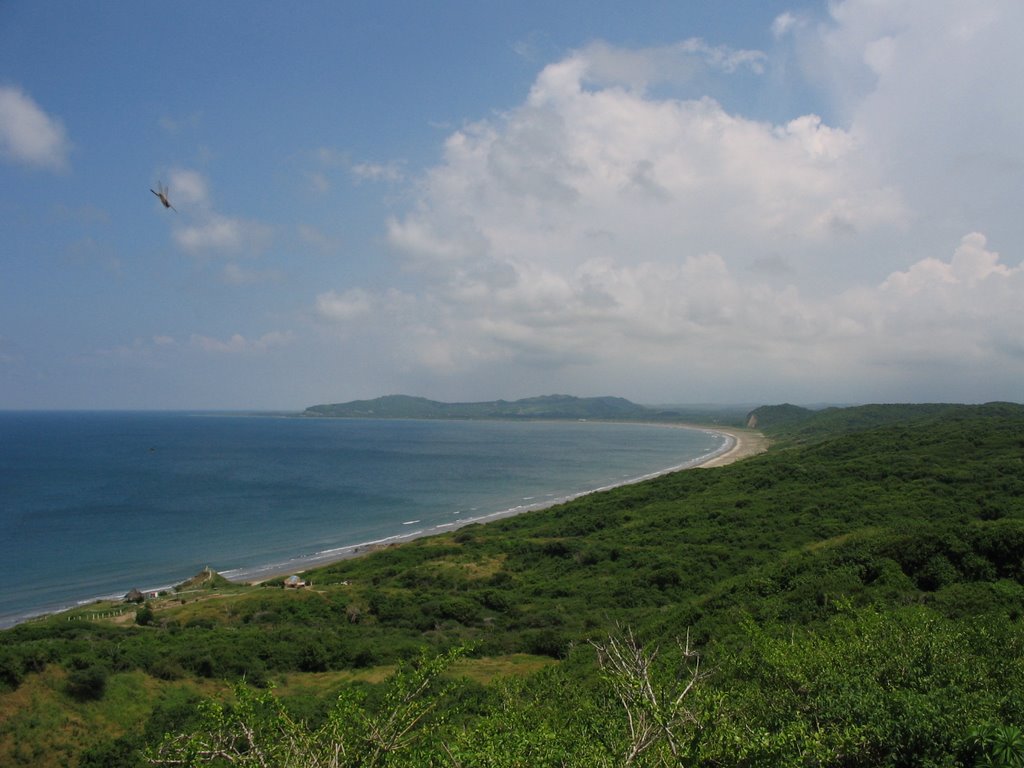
[590,623,710,765]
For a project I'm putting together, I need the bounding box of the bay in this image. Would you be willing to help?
[0,411,727,627]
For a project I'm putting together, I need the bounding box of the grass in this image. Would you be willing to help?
[449,654,557,684]
[0,669,211,768]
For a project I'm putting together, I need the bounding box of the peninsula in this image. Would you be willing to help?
[302,393,748,424]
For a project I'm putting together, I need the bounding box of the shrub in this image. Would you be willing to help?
[961,724,1024,767]
[65,664,108,701]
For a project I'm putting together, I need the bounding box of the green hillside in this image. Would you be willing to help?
[2,403,1023,766]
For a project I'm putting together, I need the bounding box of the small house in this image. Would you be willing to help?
[284,575,306,589]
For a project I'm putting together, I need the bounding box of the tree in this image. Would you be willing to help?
[146,647,464,767]
[590,625,709,766]
[66,664,108,702]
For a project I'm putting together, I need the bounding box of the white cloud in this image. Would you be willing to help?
[386,43,904,284]
[0,85,71,170]
[772,12,800,39]
[189,331,293,354]
[880,233,1015,296]
[158,168,272,256]
[314,288,374,322]
[158,112,201,135]
[324,231,1023,395]
[869,234,1024,361]
[793,0,1024,247]
[166,168,210,206]
[174,212,271,254]
[308,11,1024,403]
[305,147,404,194]
[351,160,404,183]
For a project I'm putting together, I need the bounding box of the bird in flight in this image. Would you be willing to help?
[150,181,176,211]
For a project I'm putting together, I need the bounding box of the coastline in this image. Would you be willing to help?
[240,424,767,584]
[2,423,767,626]
[692,426,768,468]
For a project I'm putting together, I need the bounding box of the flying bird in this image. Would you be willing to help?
[150,181,176,211]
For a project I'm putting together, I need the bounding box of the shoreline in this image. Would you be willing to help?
[240,424,767,584]
[691,425,768,468]
[3,423,766,626]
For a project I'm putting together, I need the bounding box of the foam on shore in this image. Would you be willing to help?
[229,427,745,585]
[4,425,760,627]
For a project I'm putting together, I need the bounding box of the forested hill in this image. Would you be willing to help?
[302,393,749,424]
[747,400,1023,446]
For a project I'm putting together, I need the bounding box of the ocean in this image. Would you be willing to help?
[0,411,727,628]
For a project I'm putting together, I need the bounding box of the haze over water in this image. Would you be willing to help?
[0,412,726,627]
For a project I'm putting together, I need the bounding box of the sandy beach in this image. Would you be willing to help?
[692,426,769,468]
[244,424,768,583]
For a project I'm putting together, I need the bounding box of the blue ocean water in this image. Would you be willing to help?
[0,412,727,627]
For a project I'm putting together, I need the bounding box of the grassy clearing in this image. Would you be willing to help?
[449,653,556,684]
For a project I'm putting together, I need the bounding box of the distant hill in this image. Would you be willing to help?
[305,394,661,421]
[303,394,754,425]
[743,403,813,430]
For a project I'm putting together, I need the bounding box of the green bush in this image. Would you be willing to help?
[962,724,1024,767]
[65,664,108,701]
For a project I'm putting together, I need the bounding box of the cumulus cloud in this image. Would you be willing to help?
[320,230,1024,398]
[378,37,905,362]
[386,55,903,286]
[0,85,71,170]
[863,233,1024,366]
[310,6,1024,402]
[793,0,1024,246]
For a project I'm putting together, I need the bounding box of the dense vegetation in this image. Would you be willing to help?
[1,402,1022,765]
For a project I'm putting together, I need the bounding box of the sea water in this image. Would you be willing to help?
[0,411,727,628]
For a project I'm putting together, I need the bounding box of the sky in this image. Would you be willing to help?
[2,1,1023,410]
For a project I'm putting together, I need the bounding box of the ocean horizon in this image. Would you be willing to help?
[0,411,727,628]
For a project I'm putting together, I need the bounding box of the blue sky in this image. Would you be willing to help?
[2,1,1023,409]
